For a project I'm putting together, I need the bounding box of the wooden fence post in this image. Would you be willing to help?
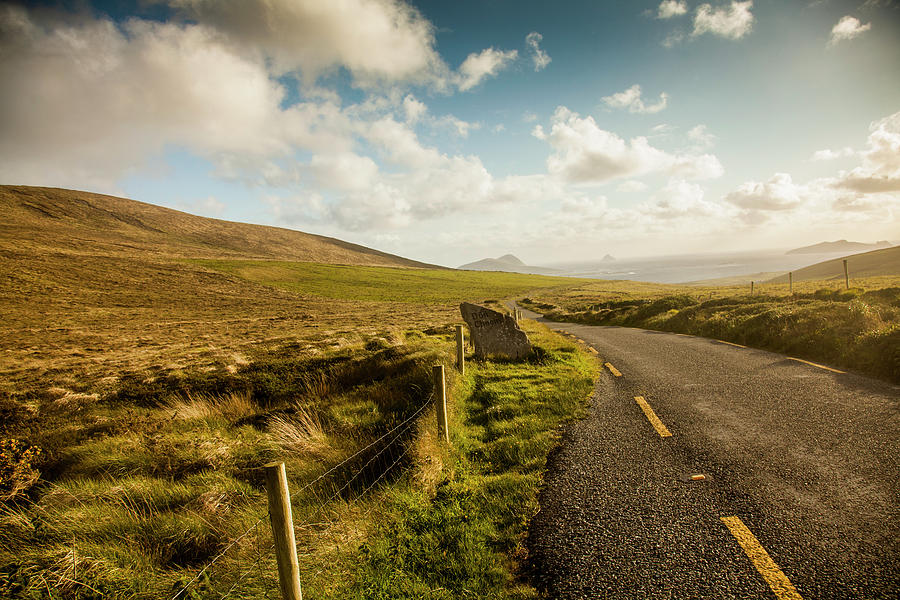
[750,281,754,296]
[455,325,465,375]
[433,364,449,443]
[264,462,303,600]
[789,272,793,295]
[843,259,849,289]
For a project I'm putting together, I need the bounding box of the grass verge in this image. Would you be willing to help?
[337,320,599,599]
[521,277,900,383]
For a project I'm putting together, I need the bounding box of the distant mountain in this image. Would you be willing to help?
[601,254,616,262]
[494,254,526,267]
[786,240,892,255]
[767,245,900,283]
[458,254,560,275]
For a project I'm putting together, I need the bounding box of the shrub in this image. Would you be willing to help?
[0,439,42,501]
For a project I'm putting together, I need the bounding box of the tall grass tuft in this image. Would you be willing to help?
[166,391,257,422]
[269,408,331,457]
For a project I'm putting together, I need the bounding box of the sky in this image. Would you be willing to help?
[1,0,898,267]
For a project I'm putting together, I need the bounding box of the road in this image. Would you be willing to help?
[518,306,900,599]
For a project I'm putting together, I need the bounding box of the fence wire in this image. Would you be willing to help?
[170,392,435,600]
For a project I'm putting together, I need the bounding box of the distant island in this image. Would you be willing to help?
[458,254,561,275]
[786,240,892,255]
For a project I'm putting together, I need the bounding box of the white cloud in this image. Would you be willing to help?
[829,16,872,46]
[434,115,480,138]
[723,111,900,221]
[535,107,723,184]
[831,111,900,194]
[330,182,413,230]
[669,153,725,180]
[693,1,754,40]
[166,0,445,86]
[662,31,686,47]
[657,1,688,19]
[602,84,669,115]
[0,6,351,189]
[618,180,649,192]
[398,94,477,137]
[310,152,379,192]
[724,173,809,211]
[644,179,729,220]
[402,94,427,124]
[687,125,716,150]
[366,116,442,168]
[456,47,518,91]
[811,147,856,161]
[526,31,551,71]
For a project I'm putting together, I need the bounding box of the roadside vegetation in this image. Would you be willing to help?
[520,275,900,383]
[1,245,597,599]
[0,319,596,598]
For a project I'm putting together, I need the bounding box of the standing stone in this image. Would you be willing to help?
[460,302,532,360]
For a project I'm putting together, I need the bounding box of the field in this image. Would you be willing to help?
[1,242,595,598]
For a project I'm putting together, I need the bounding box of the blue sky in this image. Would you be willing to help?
[1,0,898,266]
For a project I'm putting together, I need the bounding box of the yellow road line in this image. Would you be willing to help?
[588,347,599,355]
[605,362,622,377]
[634,396,672,437]
[721,516,804,600]
[718,340,747,348]
[788,357,845,374]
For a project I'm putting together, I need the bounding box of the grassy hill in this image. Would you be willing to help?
[767,245,900,283]
[0,185,434,266]
[785,239,892,255]
[0,186,579,394]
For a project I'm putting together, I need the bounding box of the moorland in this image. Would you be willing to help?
[1,185,897,598]
[0,186,595,598]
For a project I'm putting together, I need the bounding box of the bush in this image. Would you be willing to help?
[0,439,42,501]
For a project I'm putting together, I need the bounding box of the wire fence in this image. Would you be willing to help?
[169,392,435,600]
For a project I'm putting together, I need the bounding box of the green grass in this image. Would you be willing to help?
[1,322,599,599]
[191,260,583,304]
[336,321,598,599]
[0,335,452,598]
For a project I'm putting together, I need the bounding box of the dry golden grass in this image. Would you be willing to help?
[0,186,576,401]
[165,391,257,422]
[0,185,435,266]
[268,409,331,457]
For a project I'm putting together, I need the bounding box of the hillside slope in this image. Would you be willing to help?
[786,240,892,255]
[767,245,900,283]
[0,185,434,267]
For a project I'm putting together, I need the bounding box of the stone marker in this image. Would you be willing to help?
[460,302,532,359]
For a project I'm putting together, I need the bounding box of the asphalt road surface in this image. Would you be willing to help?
[519,306,899,599]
